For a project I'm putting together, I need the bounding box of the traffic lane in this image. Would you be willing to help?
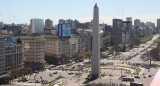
[134,68,159,86]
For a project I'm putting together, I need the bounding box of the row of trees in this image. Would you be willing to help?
[45,51,92,65]
[141,38,160,66]
[9,67,32,81]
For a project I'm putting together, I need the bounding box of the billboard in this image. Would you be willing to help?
[126,17,132,21]
[58,24,71,37]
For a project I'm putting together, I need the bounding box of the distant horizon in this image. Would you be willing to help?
[0,0,160,26]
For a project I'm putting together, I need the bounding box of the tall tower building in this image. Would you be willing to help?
[157,19,160,29]
[45,19,53,28]
[111,19,123,46]
[31,19,44,33]
[134,19,140,28]
[91,3,100,79]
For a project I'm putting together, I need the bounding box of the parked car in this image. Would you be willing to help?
[148,75,152,77]
[75,72,82,75]
[53,71,58,74]
[35,80,40,83]
[28,80,34,83]
[134,75,140,79]
[68,72,74,75]
[49,73,53,77]
[44,80,48,84]
[101,73,107,77]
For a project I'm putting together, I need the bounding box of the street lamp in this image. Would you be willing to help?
[109,73,112,84]
[113,50,116,69]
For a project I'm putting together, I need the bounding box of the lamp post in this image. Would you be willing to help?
[113,50,116,69]
[109,73,112,84]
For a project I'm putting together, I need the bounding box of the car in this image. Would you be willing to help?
[68,72,74,75]
[49,73,53,77]
[134,76,140,79]
[53,71,58,74]
[18,79,21,82]
[44,80,48,84]
[35,80,40,83]
[101,73,107,77]
[148,75,152,77]
[28,80,34,83]
[145,66,150,69]
[75,72,82,75]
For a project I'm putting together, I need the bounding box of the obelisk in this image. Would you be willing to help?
[91,3,100,79]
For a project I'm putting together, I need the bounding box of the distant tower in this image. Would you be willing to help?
[91,3,100,79]
[31,19,44,33]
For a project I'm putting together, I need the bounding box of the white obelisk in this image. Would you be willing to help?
[91,3,100,79]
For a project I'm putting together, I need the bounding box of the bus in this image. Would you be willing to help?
[122,77,134,82]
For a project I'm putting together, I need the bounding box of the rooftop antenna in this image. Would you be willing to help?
[118,6,119,19]
[9,6,11,24]
[13,15,15,24]
[0,12,2,20]
[116,0,119,19]
[122,8,124,20]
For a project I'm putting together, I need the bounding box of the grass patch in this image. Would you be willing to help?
[140,35,153,43]
[72,74,82,77]
[60,83,64,86]
[129,66,141,75]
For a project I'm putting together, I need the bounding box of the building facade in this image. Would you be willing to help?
[77,34,92,54]
[5,37,23,72]
[45,19,53,28]
[134,19,140,29]
[45,35,70,58]
[31,19,44,34]
[21,34,45,70]
[69,37,78,57]
[157,19,160,29]
[111,19,123,46]
[0,36,6,75]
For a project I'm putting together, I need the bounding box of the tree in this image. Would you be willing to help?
[85,51,92,59]
[45,54,59,65]
[108,45,121,53]
[133,37,141,45]
[77,53,84,59]
[9,67,32,81]
[150,48,160,61]
[143,48,160,67]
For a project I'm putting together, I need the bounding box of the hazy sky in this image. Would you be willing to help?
[0,0,160,25]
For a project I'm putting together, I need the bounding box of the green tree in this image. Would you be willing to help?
[77,53,84,59]
[85,51,92,59]
[133,37,141,45]
[150,48,160,61]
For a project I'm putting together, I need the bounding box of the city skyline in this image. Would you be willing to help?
[0,0,160,25]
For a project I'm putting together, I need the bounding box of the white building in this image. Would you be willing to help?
[31,19,44,33]
[69,37,78,57]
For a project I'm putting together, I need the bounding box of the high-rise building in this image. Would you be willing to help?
[134,19,140,28]
[126,17,132,21]
[0,36,6,76]
[157,19,160,29]
[45,19,53,28]
[21,34,45,70]
[69,37,78,57]
[122,21,133,44]
[0,34,23,75]
[5,36,23,72]
[59,19,65,24]
[77,35,92,54]
[45,35,70,58]
[91,3,100,79]
[111,19,123,46]
[31,19,44,33]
